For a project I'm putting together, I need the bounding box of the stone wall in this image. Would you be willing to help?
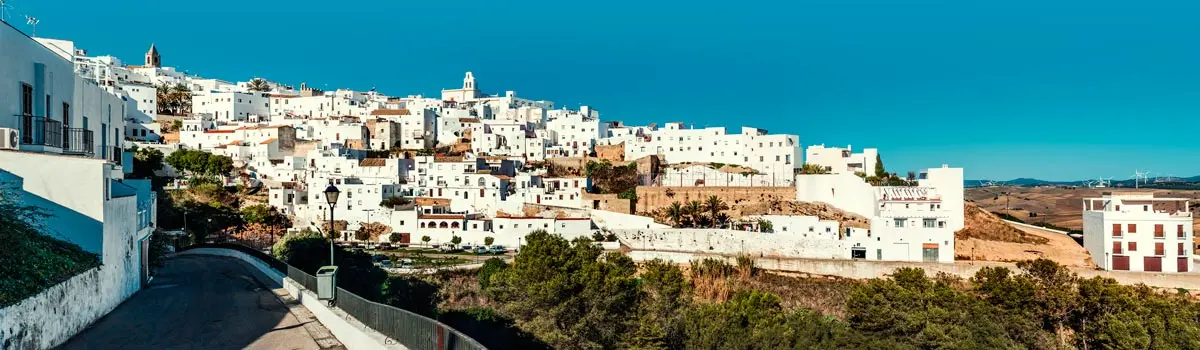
[636,186,796,216]
[593,142,625,161]
[581,193,634,214]
[616,228,849,260]
[627,250,1200,290]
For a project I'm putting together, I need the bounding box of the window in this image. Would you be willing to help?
[894,219,905,228]
[1155,242,1165,256]
[1127,224,1136,234]
[1180,225,1186,238]
[923,219,937,228]
[1112,242,1123,254]
[1154,224,1164,238]
[1112,223,1122,237]
[1128,242,1137,252]
[1180,243,1187,256]
[21,84,33,115]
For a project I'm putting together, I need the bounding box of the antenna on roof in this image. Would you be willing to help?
[0,0,12,24]
[24,15,37,36]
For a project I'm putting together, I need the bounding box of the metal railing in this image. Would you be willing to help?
[107,146,122,164]
[19,115,62,147]
[62,127,95,155]
[184,244,485,350]
[284,265,485,350]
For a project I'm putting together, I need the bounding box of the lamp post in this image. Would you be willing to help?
[324,184,341,266]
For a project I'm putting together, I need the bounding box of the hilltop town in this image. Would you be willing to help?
[3,20,1198,350]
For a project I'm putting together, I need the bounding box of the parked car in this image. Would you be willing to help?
[379,260,394,268]
[372,254,389,262]
[489,245,506,254]
[460,245,474,251]
[398,258,415,268]
[474,246,489,254]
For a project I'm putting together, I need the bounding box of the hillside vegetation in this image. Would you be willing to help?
[0,186,100,307]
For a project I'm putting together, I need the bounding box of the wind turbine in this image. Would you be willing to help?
[1131,170,1151,188]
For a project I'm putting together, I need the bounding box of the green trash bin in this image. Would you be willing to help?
[316,266,338,300]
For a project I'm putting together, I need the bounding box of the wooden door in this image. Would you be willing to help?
[1143,257,1162,272]
[1112,255,1130,271]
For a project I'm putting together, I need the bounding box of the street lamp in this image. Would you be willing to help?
[324,184,341,266]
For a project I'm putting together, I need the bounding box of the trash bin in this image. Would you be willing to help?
[316,266,338,300]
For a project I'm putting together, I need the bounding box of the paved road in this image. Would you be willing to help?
[56,255,343,350]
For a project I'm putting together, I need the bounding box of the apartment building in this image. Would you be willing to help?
[805,144,879,175]
[1083,193,1193,273]
[608,122,800,183]
[193,91,270,123]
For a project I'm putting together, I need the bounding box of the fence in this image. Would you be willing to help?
[185,244,486,350]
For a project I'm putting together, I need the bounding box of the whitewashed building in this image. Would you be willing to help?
[605,122,800,183]
[805,144,880,175]
[1082,193,1193,273]
[193,91,270,123]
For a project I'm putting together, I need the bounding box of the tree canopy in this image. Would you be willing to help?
[165,149,233,177]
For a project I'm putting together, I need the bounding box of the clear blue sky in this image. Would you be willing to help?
[13,0,1200,181]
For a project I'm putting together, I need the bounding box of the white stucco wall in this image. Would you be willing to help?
[794,173,875,218]
[0,194,143,350]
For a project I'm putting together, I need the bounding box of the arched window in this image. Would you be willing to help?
[478,178,487,187]
[439,222,449,229]
[451,222,460,229]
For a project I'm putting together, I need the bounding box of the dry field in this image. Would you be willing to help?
[966,186,1200,254]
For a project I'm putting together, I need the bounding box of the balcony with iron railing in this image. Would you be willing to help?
[62,127,94,156]
[19,115,62,148]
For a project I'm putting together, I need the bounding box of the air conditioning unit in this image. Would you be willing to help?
[0,128,18,150]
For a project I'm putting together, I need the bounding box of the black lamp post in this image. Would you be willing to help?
[324,184,341,266]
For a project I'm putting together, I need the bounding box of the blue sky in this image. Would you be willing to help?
[13,0,1200,181]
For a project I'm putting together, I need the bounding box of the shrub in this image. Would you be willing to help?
[0,186,100,307]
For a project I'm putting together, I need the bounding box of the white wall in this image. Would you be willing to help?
[794,173,875,218]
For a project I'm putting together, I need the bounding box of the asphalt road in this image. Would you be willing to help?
[56,255,342,350]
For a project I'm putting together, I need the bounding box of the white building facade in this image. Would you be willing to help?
[1082,193,1192,273]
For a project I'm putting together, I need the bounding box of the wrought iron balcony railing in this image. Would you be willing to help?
[19,115,63,147]
[62,127,94,155]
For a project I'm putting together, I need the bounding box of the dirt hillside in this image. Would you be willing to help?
[956,203,1047,244]
[967,186,1200,254]
[741,201,871,229]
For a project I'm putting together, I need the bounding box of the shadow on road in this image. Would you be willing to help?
[55,255,323,350]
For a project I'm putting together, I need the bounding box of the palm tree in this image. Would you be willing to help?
[247,78,271,92]
[170,83,192,115]
[156,83,174,115]
[704,195,728,228]
[685,201,703,228]
[666,202,685,228]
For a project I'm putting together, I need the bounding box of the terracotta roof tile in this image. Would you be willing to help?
[359,158,387,167]
[415,197,452,206]
[259,138,278,144]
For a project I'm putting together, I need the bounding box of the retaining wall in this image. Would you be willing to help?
[629,250,1200,290]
